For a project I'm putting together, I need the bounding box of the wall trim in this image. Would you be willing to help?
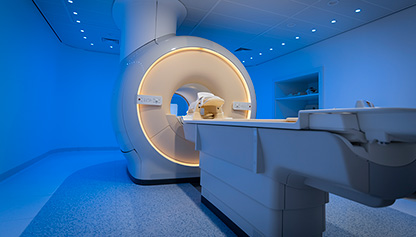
[0,147,119,182]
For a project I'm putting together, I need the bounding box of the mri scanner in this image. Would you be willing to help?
[112,0,416,236]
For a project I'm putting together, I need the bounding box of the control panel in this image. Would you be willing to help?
[137,95,163,106]
[233,102,252,111]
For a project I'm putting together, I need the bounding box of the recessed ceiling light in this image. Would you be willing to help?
[250,57,253,60]
[331,19,337,24]
[80,29,84,32]
[281,43,285,46]
[259,52,262,56]
[295,36,300,40]
[90,43,94,46]
[83,36,87,39]
[73,11,78,15]
[355,8,361,13]
[76,20,81,23]
[68,0,73,3]
[110,45,113,49]
[312,28,317,33]
[242,60,245,63]
[269,48,273,51]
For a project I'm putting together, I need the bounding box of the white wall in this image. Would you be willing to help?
[248,6,416,119]
[0,0,120,178]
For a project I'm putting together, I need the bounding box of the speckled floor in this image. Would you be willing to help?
[21,160,235,236]
[1,151,416,237]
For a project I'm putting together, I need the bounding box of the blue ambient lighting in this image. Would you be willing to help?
[295,36,300,40]
[73,11,78,15]
[312,28,317,32]
[355,8,361,13]
[331,19,337,24]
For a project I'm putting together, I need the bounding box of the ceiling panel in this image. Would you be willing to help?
[202,13,270,35]
[272,18,341,40]
[224,0,309,17]
[32,0,416,65]
[240,35,308,60]
[179,0,219,11]
[311,0,393,22]
[362,0,416,11]
[293,6,365,31]
[291,0,321,5]
[212,1,287,27]
[264,27,321,45]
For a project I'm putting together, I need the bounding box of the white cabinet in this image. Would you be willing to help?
[275,68,322,119]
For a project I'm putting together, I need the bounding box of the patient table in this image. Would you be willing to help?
[183,107,416,236]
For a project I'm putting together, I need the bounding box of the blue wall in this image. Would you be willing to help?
[248,6,416,119]
[0,0,119,178]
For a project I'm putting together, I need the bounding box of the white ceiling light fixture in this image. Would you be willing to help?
[331,19,337,24]
[355,8,361,13]
[312,28,317,32]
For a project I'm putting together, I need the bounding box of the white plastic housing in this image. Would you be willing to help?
[113,0,186,60]
[112,35,257,182]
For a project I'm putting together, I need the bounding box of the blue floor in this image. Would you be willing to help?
[1,151,416,236]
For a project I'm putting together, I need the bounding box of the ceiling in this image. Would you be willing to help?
[32,0,416,66]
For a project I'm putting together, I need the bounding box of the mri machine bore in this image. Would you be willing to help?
[112,0,416,236]
[112,35,256,184]
[112,0,256,184]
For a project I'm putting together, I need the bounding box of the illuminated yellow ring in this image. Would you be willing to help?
[137,47,251,166]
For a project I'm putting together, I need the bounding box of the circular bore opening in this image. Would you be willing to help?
[170,83,211,117]
[170,93,188,116]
